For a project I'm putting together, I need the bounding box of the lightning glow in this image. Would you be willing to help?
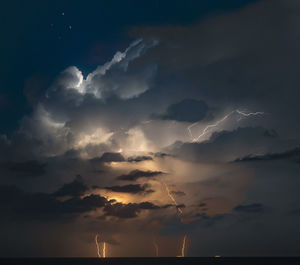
[188,109,264,142]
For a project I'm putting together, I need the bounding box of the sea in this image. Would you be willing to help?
[0,257,300,265]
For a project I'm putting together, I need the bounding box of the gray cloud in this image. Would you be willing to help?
[155,99,209,122]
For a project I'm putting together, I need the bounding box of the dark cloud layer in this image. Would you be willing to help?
[98,152,125,162]
[0,185,107,221]
[104,184,154,194]
[235,148,300,163]
[117,169,164,181]
[103,201,164,218]
[127,156,153,162]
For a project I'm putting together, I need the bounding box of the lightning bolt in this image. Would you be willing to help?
[153,238,159,257]
[161,181,183,214]
[95,234,107,258]
[177,235,187,257]
[188,109,264,142]
[103,242,106,258]
[95,234,101,258]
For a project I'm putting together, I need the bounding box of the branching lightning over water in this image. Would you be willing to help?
[177,235,187,257]
[95,234,106,258]
[188,109,264,142]
[95,234,101,258]
[161,181,183,214]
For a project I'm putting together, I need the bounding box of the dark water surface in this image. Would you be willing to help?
[1,257,300,265]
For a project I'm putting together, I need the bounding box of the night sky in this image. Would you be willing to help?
[1,0,300,257]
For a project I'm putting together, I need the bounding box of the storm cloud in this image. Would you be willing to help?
[1,0,300,257]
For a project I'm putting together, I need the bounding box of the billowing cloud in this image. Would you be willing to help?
[48,39,158,101]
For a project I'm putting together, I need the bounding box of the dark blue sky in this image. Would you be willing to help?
[0,0,259,134]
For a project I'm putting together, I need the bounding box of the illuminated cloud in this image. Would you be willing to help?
[48,39,158,101]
